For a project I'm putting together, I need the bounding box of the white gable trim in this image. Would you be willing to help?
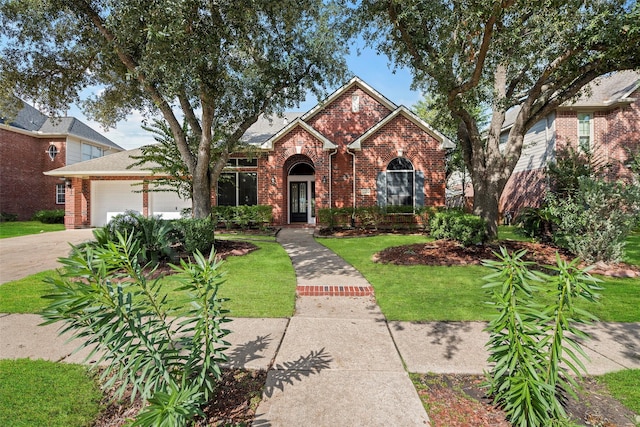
[348,106,455,150]
[260,118,336,150]
[301,76,398,121]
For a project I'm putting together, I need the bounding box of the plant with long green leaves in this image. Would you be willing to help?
[483,248,601,426]
[41,232,231,426]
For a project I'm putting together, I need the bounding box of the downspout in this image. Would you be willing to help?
[328,148,338,209]
[347,148,357,227]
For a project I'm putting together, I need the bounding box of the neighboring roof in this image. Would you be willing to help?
[241,112,302,145]
[503,70,640,130]
[44,147,152,177]
[563,70,640,108]
[349,106,455,150]
[0,99,123,150]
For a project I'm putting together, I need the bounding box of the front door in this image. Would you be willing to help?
[290,182,308,222]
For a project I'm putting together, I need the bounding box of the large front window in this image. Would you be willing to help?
[217,172,257,206]
[386,157,414,206]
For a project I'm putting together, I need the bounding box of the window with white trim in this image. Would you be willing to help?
[577,113,593,151]
[386,157,414,207]
[56,183,65,204]
[217,172,257,206]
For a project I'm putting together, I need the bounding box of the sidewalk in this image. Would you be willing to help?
[1,228,639,426]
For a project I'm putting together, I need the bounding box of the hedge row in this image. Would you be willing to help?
[316,206,437,231]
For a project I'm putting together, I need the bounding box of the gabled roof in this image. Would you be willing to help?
[0,99,123,150]
[259,118,336,150]
[301,76,397,121]
[44,147,152,177]
[348,106,455,150]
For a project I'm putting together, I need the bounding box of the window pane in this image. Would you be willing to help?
[387,171,413,206]
[237,158,257,167]
[238,172,257,205]
[56,184,65,204]
[388,157,413,171]
[217,173,236,206]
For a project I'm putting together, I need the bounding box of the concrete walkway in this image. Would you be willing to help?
[253,228,430,426]
[1,228,640,426]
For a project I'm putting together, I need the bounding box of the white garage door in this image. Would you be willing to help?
[91,180,143,227]
[149,190,192,219]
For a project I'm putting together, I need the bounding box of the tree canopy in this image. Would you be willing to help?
[0,0,351,217]
[360,0,640,237]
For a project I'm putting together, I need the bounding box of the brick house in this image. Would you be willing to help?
[499,70,640,218]
[47,77,454,228]
[0,100,123,220]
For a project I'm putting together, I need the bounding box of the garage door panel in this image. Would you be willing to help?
[91,181,143,227]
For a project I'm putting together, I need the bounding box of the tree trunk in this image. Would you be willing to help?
[471,173,503,240]
[191,164,212,219]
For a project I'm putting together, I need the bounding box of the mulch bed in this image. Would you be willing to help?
[373,239,640,278]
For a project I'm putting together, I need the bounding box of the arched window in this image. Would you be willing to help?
[386,157,414,206]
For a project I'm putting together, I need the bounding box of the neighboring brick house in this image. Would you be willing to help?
[47,77,454,228]
[499,70,640,218]
[0,100,123,220]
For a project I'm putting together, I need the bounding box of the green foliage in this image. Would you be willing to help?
[32,209,65,224]
[173,217,216,255]
[41,233,230,426]
[545,177,640,263]
[359,0,640,237]
[0,0,351,218]
[104,211,178,263]
[212,205,273,230]
[429,209,488,246]
[483,249,602,426]
[514,207,556,243]
[0,359,102,427]
[547,145,607,197]
[0,212,18,222]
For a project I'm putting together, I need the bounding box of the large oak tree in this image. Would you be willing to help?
[0,0,350,218]
[361,0,640,237]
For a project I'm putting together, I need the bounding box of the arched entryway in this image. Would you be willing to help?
[287,161,315,224]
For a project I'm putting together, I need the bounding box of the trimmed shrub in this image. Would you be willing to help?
[0,212,18,222]
[174,217,216,255]
[513,206,556,243]
[32,209,65,224]
[429,209,488,246]
[211,205,273,229]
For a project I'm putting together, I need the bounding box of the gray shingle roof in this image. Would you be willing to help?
[1,99,123,150]
[241,112,302,145]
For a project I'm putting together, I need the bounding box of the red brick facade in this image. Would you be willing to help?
[0,128,67,220]
[59,78,451,228]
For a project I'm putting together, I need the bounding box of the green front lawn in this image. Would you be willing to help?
[0,240,296,318]
[600,369,640,415]
[0,221,65,239]
[0,359,102,427]
[318,232,640,322]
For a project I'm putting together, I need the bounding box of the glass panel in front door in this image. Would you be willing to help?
[290,182,308,222]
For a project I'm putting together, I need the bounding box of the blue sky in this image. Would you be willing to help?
[69,44,423,150]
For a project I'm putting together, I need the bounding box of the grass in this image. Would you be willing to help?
[0,221,65,238]
[599,369,640,415]
[0,239,296,318]
[318,230,640,322]
[0,359,102,427]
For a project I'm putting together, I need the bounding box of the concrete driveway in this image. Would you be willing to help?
[0,229,95,284]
